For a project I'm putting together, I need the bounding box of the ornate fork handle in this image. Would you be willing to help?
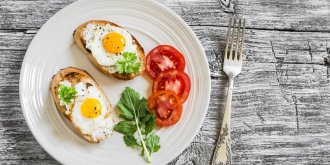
[212,77,234,165]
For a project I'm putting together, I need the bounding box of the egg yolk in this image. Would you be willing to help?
[80,98,102,119]
[102,32,126,54]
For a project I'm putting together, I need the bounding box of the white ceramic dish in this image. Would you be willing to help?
[19,0,210,164]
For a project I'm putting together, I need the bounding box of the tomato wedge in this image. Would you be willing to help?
[146,45,185,79]
[147,90,182,126]
[153,69,191,103]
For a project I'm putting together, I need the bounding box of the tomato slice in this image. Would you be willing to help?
[146,45,185,79]
[153,69,191,103]
[147,90,182,126]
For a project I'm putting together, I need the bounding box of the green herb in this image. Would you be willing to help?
[113,87,160,163]
[146,133,161,153]
[123,135,138,147]
[115,52,141,74]
[58,85,77,104]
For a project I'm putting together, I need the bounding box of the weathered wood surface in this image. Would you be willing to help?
[1,0,330,164]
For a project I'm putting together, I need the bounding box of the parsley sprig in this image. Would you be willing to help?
[115,52,141,74]
[58,84,77,104]
[114,87,160,163]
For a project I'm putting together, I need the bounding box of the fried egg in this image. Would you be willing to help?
[58,81,114,142]
[83,23,138,72]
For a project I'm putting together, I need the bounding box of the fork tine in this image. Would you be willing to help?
[234,18,241,61]
[229,16,237,60]
[239,18,246,63]
[224,16,232,60]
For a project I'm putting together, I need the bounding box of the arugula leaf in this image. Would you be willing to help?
[123,135,138,147]
[115,52,141,74]
[146,133,161,153]
[58,84,77,104]
[114,87,160,163]
[113,121,136,135]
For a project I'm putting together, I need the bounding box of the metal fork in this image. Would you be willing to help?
[212,16,246,165]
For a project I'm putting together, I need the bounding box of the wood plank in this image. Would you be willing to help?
[234,0,330,32]
[0,50,22,120]
[0,30,35,50]
[0,0,76,29]
[0,160,60,165]
[1,0,330,31]
[0,120,54,161]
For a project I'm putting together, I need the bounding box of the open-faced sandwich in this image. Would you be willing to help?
[73,20,145,80]
[50,67,115,143]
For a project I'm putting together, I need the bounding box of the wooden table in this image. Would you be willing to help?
[1,0,330,164]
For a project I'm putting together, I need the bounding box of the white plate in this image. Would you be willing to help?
[19,0,210,164]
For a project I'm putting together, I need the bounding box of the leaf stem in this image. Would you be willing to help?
[135,118,151,163]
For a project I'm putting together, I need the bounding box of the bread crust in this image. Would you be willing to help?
[73,20,146,80]
[50,67,113,143]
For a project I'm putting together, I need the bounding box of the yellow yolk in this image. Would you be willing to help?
[102,32,126,54]
[80,98,102,119]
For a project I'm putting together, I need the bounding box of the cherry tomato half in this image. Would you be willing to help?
[147,90,182,126]
[146,45,185,79]
[153,69,191,103]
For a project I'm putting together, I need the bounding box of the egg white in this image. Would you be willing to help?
[83,23,138,73]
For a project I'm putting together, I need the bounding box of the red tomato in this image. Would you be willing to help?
[153,69,191,103]
[147,90,182,126]
[146,45,185,79]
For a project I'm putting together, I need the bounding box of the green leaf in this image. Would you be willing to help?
[144,115,156,135]
[118,114,133,121]
[114,121,136,135]
[153,145,161,152]
[58,84,77,104]
[146,133,161,154]
[120,87,141,111]
[123,135,138,147]
[115,52,141,74]
[136,99,147,118]
[117,102,134,120]
[141,113,152,123]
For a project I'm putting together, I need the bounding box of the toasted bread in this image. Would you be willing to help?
[73,20,146,80]
[50,67,113,143]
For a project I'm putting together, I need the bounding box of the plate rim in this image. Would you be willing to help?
[19,0,211,164]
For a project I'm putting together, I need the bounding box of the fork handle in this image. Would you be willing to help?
[212,78,234,165]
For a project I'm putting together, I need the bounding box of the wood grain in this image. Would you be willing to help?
[1,0,330,32]
[1,0,330,164]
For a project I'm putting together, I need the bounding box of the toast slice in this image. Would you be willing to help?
[73,20,146,80]
[50,67,113,143]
